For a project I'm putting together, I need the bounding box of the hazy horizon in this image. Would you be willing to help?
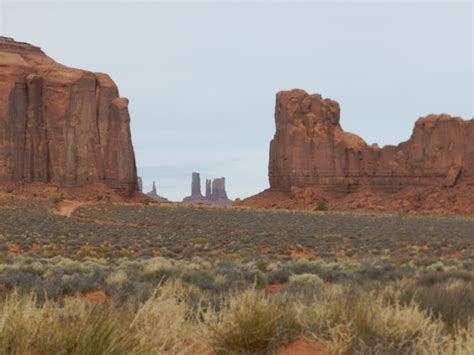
[1,1,472,201]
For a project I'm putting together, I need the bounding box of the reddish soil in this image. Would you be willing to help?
[290,248,315,259]
[265,283,286,295]
[237,182,474,217]
[84,290,109,304]
[54,200,85,217]
[277,337,326,355]
[64,290,110,305]
[0,182,147,203]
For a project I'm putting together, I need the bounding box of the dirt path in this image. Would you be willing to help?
[54,200,85,217]
[53,202,159,228]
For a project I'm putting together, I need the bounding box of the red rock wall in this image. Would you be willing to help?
[0,37,137,195]
[269,89,474,192]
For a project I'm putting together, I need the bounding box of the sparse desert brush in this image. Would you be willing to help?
[0,266,473,354]
[289,273,324,287]
[314,199,328,212]
[427,261,446,272]
[0,282,209,355]
[142,257,173,273]
[208,289,298,354]
[106,269,128,286]
[129,281,209,354]
[296,286,437,354]
[399,274,474,330]
[0,291,134,354]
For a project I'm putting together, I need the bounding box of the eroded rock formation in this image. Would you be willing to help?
[182,172,232,205]
[210,177,229,201]
[146,180,169,203]
[0,37,138,195]
[205,179,212,199]
[238,89,474,216]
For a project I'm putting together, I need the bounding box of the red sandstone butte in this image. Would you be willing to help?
[0,37,138,195]
[237,89,474,216]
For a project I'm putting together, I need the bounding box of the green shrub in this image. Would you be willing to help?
[314,199,328,212]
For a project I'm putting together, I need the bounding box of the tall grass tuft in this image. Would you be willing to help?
[208,289,298,354]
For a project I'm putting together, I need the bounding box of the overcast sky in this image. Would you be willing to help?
[1,1,472,201]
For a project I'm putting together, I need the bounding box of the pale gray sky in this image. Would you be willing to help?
[1,1,472,200]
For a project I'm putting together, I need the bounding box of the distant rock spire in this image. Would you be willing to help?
[205,179,212,198]
[191,172,203,197]
[211,177,228,201]
[182,172,232,205]
[146,180,170,203]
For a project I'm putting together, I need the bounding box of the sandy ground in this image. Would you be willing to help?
[276,337,326,355]
[54,200,85,217]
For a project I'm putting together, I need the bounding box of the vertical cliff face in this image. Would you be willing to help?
[137,177,143,193]
[205,179,212,198]
[269,89,474,192]
[0,37,138,195]
[210,177,229,201]
[191,172,203,198]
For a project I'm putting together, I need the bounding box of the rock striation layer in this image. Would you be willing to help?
[238,89,474,216]
[269,89,474,192]
[0,37,138,195]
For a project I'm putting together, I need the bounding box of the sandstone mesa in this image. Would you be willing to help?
[238,89,474,216]
[0,37,138,196]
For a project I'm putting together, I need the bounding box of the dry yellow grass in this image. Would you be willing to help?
[0,280,472,354]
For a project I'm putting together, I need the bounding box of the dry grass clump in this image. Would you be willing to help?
[129,281,209,354]
[295,283,473,354]
[0,283,207,355]
[207,289,298,354]
[0,291,133,354]
[398,271,474,330]
[289,273,324,287]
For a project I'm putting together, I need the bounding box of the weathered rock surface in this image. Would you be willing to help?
[182,172,205,204]
[182,172,232,205]
[0,37,138,195]
[210,177,229,202]
[137,177,143,193]
[205,178,212,199]
[238,89,474,216]
[146,181,169,203]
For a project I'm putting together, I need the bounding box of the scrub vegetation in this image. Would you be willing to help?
[0,197,473,354]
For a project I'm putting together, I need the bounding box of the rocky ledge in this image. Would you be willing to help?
[238,89,474,216]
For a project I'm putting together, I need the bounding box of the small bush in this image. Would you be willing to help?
[314,199,328,212]
[51,196,64,205]
[208,290,297,353]
[400,276,474,330]
[289,273,324,287]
